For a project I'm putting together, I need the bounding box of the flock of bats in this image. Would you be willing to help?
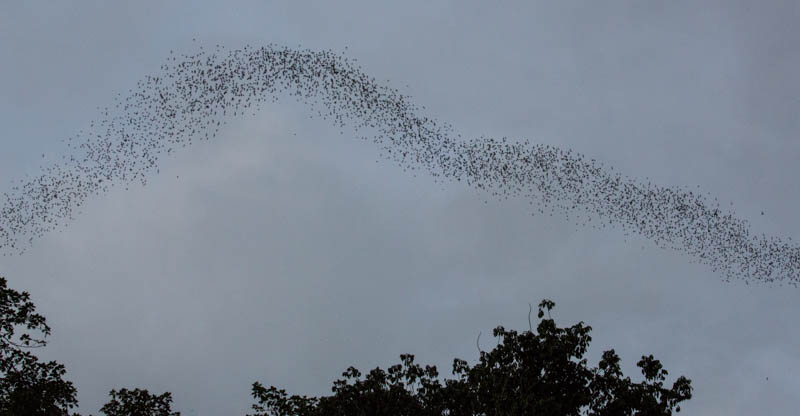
[1,43,796,286]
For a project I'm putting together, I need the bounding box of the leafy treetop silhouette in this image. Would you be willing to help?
[248,299,692,416]
[0,275,79,416]
[96,388,180,416]
[1,275,692,415]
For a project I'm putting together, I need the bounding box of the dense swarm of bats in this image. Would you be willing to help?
[1,43,797,286]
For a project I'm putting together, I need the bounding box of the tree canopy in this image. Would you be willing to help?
[249,299,692,416]
[97,388,180,416]
[2,274,692,415]
[0,275,78,415]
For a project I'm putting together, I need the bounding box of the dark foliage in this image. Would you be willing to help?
[249,299,692,416]
[1,277,691,415]
[0,276,78,415]
[97,388,180,416]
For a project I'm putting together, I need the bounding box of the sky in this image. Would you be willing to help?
[1,1,799,415]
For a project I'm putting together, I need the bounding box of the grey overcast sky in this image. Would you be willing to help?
[1,1,799,415]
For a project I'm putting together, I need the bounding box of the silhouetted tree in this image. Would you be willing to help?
[0,275,79,416]
[249,299,692,416]
[97,388,180,416]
